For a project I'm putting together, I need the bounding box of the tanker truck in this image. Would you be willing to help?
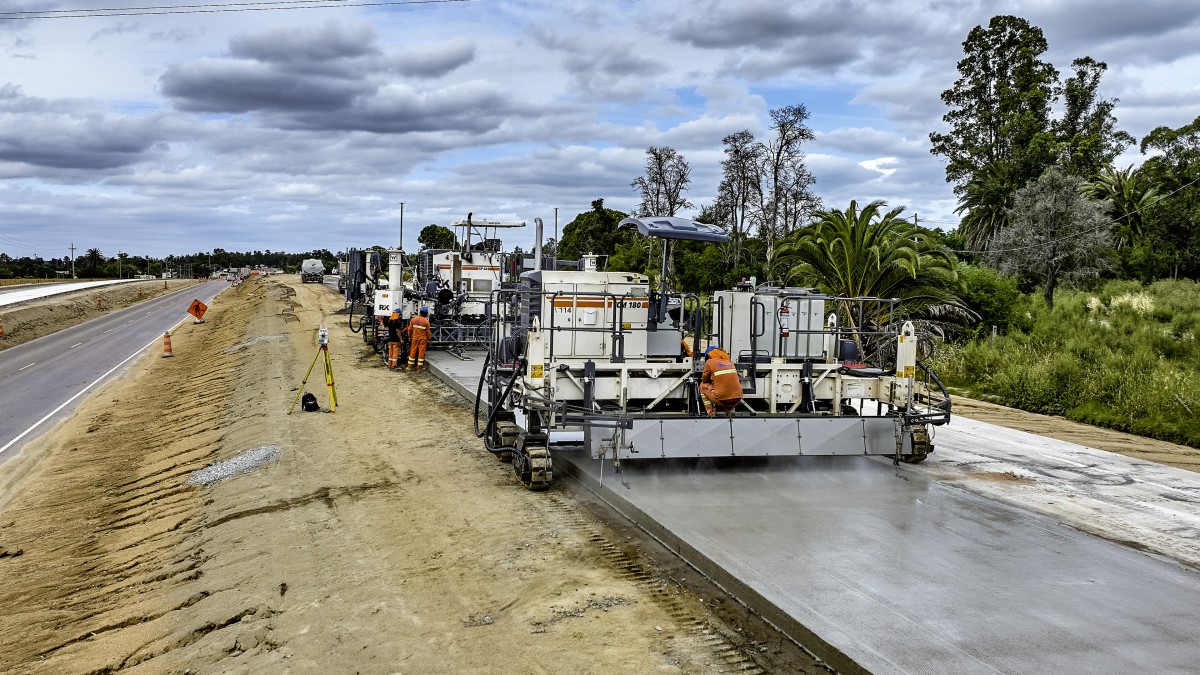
[300,258,325,284]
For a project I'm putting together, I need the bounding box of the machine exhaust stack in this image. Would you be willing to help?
[387,249,404,312]
[533,217,544,272]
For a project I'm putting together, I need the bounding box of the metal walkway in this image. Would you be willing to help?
[426,350,1200,675]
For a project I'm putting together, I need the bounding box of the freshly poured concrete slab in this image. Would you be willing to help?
[0,279,135,307]
[425,350,1200,674]
[926,419,1200,569]
[556,453,1199,674]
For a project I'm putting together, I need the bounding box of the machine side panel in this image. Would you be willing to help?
[588,416,899,460]
[796,418,867,455]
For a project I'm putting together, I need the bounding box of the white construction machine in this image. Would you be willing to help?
[413,214,533,350]
[475,216,952,490]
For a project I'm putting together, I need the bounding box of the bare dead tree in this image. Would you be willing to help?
[631,146,694,217]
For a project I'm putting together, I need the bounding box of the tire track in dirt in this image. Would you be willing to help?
[2,278,831,674]
[0,279,283,673]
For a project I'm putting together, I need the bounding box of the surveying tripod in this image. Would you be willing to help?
[288,326,338,414]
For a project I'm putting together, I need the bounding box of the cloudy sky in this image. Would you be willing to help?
[1,0,1197,261]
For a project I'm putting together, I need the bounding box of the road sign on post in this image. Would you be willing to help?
[188,299,208,324]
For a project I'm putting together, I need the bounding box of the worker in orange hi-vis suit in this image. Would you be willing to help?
[406,306,431,370]
[384,310,405,368]
[699,346,742,417]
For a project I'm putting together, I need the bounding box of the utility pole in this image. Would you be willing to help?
[69,243,76,279]
[553,207,559,268]
[399,202,404,250]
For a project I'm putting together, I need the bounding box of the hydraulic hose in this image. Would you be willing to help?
[348,268,369,332]
[473,349,492,438]
[476,355,527,455]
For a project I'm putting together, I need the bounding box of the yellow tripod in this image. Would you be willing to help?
[288,328,338,414]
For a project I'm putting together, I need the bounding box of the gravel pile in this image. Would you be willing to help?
[188,445,280,486]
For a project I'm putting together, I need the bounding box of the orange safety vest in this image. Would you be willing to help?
[702,356,742,401]
[407,315,431,341]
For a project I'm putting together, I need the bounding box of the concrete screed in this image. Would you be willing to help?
[426,349,1200,675]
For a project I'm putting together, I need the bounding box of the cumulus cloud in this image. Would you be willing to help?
[1,1,1195,257]
[228,20,380,64]
[160,20,482,130]
[0,84,172,171]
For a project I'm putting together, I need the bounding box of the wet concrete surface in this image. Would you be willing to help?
[0,279,137,307]
[426,350,1200,674]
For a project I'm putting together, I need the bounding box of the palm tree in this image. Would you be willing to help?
[84,248,104,278]
[1083,164,1158,249]
[954,160,1017,250]
[775,200,972,356]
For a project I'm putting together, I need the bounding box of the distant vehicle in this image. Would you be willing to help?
[300,259,325,284]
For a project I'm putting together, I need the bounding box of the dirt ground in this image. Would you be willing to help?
[0,277,828,674]
[0,280,197,352]
[3,278,1198,674]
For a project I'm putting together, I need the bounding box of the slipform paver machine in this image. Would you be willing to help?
[476,216,952,489]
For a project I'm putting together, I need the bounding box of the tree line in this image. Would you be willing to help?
[557,14,1200,331]
[0,247,337,280]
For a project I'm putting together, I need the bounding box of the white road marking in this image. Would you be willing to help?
[69,343,82,349]
[18,363,36,371]
[1144,480,1195,496]
[0,312,195,456]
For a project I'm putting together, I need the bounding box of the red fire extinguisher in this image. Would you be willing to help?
[779,302,790,338]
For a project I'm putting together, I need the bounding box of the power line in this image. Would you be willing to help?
[0,233,64,251]
[0,0,471,20]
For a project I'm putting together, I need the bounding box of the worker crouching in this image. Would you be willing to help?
[699,346,742,417]
[406,306,431,370]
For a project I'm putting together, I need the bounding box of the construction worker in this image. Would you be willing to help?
[699,346,742,417]
[405,306,431,370]
[384,309,405,368]
[680,336,694,358]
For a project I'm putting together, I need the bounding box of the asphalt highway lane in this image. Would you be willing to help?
[0,280,227,461]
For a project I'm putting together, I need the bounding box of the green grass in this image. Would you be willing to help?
[928,279,1200,448]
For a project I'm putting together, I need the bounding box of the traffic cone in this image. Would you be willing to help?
[162,331,174,358]
[95,296,102,309]
[0,317,5,337]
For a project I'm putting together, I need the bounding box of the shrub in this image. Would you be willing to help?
[933,281,1200,448]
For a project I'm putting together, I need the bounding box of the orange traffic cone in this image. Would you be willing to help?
[162,331,174,358]
[95,296,102,309]
[163,281,168,289]
[0,317,5,337]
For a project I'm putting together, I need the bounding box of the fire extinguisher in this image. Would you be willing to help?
[779,302,791,339]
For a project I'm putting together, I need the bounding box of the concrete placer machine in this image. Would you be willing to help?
[412,214,527,351]
[475,216,952,490]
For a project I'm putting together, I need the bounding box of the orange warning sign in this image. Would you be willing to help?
[188,299,208,320]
